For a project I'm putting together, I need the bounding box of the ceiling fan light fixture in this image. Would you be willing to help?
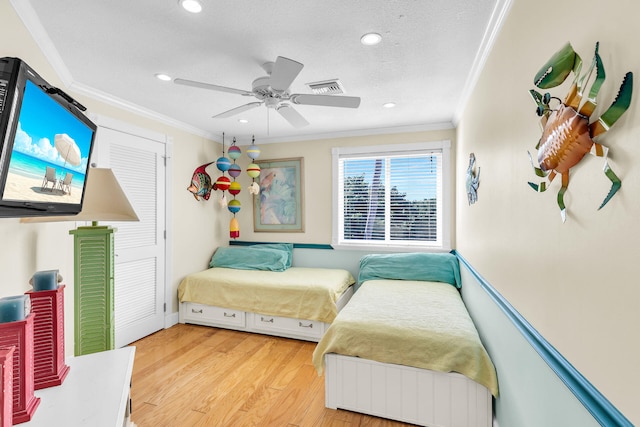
[360,32,382,46]
[179,0,202,13]
[174,55,360,128]
[155,73,172,81]
[238,119,249,124]
[383,102,396,108]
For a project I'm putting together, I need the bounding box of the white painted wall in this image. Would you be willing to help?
[456,0,640,422]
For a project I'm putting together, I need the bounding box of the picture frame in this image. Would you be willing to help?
[253,157,304,232]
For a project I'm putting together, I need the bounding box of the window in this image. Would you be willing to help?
[332,141,451,251]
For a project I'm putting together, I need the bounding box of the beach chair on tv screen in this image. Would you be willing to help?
[58,172,73,195]
[41,166,57,192]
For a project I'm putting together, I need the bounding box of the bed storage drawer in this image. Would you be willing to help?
[183,303,245,328]
[251,313,323,340]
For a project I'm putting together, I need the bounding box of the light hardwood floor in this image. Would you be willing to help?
[128,323,416,427]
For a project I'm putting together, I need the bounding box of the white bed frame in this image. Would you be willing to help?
[325,354,492,427]
[178,285,354,342]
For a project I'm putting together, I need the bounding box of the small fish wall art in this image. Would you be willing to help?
[187,161,214,201]
[466,153,480,205]
[527,41,633,222]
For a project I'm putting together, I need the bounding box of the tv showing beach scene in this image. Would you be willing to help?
[2,79,94,205]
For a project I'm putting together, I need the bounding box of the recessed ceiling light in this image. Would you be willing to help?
[238,119,249,124]
[383,102,396,108]
[179,0,202,13]
[155,73,172,81]
[360,32,382,46]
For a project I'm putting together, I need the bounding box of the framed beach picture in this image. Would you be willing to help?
[253,157,304,232]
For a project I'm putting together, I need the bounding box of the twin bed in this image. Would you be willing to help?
[178,246,498,426]
[178,244,355,341]
[313,252,498,426]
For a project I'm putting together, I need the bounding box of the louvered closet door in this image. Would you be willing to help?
[94,126,166,347]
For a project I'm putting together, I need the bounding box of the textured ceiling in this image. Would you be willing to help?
[13,0,507,143]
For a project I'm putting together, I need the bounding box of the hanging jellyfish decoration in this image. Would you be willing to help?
[246,136,261,195]
[227,137,242,239]
[187,161,215,201]
[214,133,231,207]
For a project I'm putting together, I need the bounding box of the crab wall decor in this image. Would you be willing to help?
[528,41,633,222]
[466,153,480,205]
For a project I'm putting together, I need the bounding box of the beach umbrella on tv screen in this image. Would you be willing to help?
[54,133,81,167]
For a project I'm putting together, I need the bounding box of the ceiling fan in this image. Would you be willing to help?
[174,56,361,128]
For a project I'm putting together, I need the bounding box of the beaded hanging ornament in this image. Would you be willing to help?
[214,133,231,207]
[246,135,261,195]
[227,137,242,238]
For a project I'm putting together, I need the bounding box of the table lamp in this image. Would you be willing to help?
[22,167,139,355]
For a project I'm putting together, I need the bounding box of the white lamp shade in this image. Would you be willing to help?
[21,168,139,223]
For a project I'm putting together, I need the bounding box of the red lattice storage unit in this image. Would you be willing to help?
[0,346,14,427]
[25,286,70,389]
[0,314,39,424]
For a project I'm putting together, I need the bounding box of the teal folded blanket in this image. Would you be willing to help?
[357,252,461,288]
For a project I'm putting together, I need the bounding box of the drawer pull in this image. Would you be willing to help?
[191,308,203,314]
[298,322,313,328]
[260,316,274,323]
[223,312,236,318]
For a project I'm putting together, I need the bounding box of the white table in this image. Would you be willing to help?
[22,347,135,427]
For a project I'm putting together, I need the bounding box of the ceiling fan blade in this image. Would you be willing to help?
[290,94,361,108]
[269,56,304,91]
[276,104,310,128]
[174,78,252,96]
[213,102,263,118]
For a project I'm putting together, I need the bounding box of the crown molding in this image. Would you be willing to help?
[452,0,513,126]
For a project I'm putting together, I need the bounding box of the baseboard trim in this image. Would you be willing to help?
[165,312,179,329]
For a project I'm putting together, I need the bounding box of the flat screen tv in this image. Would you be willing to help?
[0,57,96,218]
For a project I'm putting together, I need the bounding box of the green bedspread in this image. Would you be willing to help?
[178,267,355,323]
[312,279,499,396]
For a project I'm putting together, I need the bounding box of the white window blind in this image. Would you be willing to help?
[332,141,451,250]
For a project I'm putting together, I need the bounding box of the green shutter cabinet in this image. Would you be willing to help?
[70,225,115,356]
